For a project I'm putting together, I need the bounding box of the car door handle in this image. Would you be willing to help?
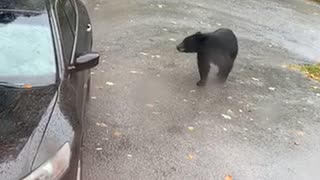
[86,24,92,32]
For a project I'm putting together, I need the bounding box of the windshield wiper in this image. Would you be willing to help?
[0,81,24,88]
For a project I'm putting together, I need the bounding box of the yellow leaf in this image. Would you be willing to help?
[23,84,33,89]
[113,131,122,137]
[224,175,233,180]
[297,131,305,137]
[188,126,194,131]
[187,154,194,160]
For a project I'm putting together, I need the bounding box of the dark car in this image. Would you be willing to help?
[0,0,99,179]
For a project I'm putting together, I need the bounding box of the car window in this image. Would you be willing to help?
[0,11,56,86]
[0,0,46,11]
[56,0,76,64]
[64,0,76,32]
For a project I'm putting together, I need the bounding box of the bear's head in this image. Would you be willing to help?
[176,31,206,53]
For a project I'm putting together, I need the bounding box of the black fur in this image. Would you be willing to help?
[177,28,238,86]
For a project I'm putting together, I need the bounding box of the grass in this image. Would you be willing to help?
[307,0,320,3]
[288,64,320,82]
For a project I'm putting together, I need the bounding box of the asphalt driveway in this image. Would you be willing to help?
[81,0,320,179]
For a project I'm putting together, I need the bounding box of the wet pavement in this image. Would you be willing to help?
[81,0,320,179]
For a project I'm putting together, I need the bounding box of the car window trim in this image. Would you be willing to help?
[69,0,79,65]
[47,0,64,82]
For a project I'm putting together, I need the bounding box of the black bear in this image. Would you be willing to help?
[176,28,238,86]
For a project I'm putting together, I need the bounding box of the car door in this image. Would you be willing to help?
[73,0,93,103]
[56,0,88,122]
[55,0,89,177]
[75,0,93,53]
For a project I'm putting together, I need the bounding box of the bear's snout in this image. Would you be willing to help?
[176,43,185,52]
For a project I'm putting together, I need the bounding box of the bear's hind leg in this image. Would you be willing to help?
[217,59,234,83]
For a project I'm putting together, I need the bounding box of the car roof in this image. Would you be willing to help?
[0,0,49,12]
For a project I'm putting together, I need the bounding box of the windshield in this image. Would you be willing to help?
[0,11,56,87]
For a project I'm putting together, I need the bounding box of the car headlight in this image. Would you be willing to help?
[22,142,71,180]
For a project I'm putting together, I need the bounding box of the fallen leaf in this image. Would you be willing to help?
[100,123,107,127]
[268,87,276,91]
[130,70,143,74]
[127,154,132,158]
[130,70,138,74]
[222,114,232,120]
[169,38,177,42]
[113,131,122,137]
[96,147,103,151]
[251,77,260,81]
[163,28,168,31]
[296,131,305,136]
[146,104,154,108]
[187,154,194,160]
[139,52,148,56]
[188,126,194,131]
[224,175,233,180]
[91,96,97,100]
[106,82,115,86]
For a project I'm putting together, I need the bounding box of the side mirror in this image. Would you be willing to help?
[70,52,100,72]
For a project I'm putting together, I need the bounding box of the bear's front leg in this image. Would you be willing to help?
[197,58,210,86]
